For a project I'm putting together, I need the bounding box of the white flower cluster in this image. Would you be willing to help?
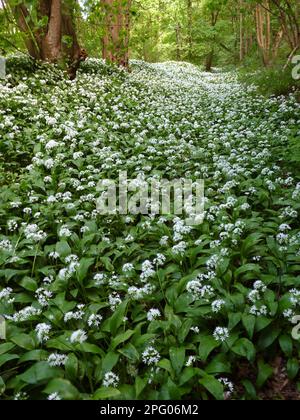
[47,353,68,367]
[35,323,52,343]
[70,329,88,344]
[142,346,161,365]
[213,327,230,343]
[103,371,119,388]
[23,224,47,242]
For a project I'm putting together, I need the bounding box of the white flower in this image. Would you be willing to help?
[87,314,103,328]
[147,308,161,321]
[172,241,187,256]
[219,377,234,398]
[0,239,13,252]
[47,353,68,367]
[159,236,169,246]
[8,220,18,231]
[70,329,87,344]
[213,327,229,343]
[122,263,134,273]
[59,225,72,237]
[47,392,61,400]
[94,273,107,285]
[6,306,42,322]
[153,253,166,266]
[35,323,51,343]
[44,158,55,169]
[142,346,161,365]
[109,292,122,311]
[35,288,53,307]
[211,299,225,313]
[186,356,196,367]
[140,260,155,282]
[23,224,47,242]
[191,326,200,334]
[103,371,119,388]
[249,305,268,316]
[45,140,59,150]
[0,287,14,304]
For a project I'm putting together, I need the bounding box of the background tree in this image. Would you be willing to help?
[2,0,84,77]
[101,0,132,68]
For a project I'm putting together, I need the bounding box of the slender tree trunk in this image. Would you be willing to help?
[255,1,271,66]
[175,23,181,61]
[205,49,214,71]
[186,0,193,61]
[239,0,244,61]
[102,0,132,69]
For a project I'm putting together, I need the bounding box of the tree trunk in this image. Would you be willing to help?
[205,49,214,71]
[13,0,84,78]
[175,23,181,61]
[186,0,193,61]
[239,0,244,61]
[102,0,132,69]
[255,1,271,66]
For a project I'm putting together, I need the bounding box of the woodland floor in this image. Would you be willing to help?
[0,59,300,400]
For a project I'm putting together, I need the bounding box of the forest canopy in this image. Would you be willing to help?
[0,0,299,73]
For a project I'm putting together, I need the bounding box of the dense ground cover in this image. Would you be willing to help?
[0,57,300,400]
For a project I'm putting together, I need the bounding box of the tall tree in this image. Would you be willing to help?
[8,0,84,77]
[102,0,132,68]
[255,0,283,66]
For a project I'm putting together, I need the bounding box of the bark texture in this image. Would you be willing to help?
[13,0,85,77]
[102,0,132,68]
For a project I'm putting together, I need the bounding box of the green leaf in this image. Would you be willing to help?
[100,256,114,272]
[241,233,263,257]
[205,354,231,374]
[158,358,173,375]
[11,333,35,350]
[18,361,63,384]
[19,276,38,292]
[19,350,48,363]
[287,358,299,380]
[93,387,121,400]
[257,360,273,388]
[257,325,281,350]
[228,312,242,330]
[169,347,185,375]
[0,353,19,367]
[65,353,78,380]
[0,376,5,395]
[56,241,71,258]
[235,264,261,279]
[108,300,128,335]
[198,335,220,362]
[44,378,80,400]
[232,338,256,361]
[79,343,102,354]
[242,379,257,399]
[111,330,135,349]
[179,367,198,386]
[199,375,224,400]
[101,352,120,376]
[77,258,95,283]
[118,343,139,363]
[178,318,193,343]
[279,334,293,358]
[0,343,15,355]
[242,314,256,339]
[135,376,147,398]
